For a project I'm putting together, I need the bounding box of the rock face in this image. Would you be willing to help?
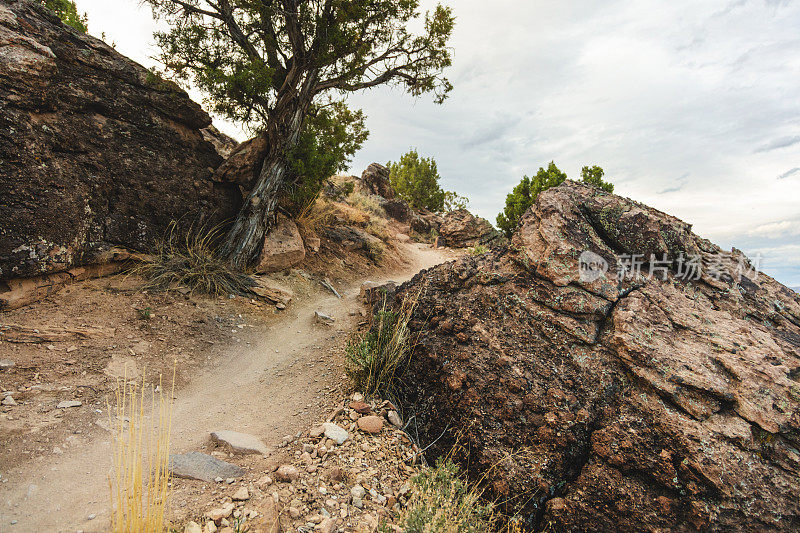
[255,216,305,273]
[0,0,240,281]
[437,209,501,248]
[396,181,800,532]
[360,163,396,199]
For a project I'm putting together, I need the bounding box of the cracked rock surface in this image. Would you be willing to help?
[395,181,800,532]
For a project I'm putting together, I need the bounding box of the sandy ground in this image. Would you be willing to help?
[0,242,453,532]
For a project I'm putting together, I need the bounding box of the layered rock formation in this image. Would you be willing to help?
[0,0,240,282]
[396,181,800,532]
[437,208,502,248]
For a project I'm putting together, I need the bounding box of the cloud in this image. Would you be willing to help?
[658,173,690,194]
[778,167,800,180]
[755,135,800,153]
[746,219,800,238]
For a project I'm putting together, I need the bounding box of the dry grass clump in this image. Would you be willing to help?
[347,189,385,219]
[296,192,335,238]
[131,223,256,296]
[345,296,416,397]
[109,373,173,533]
[399,458,498,533]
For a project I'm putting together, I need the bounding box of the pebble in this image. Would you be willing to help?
[57,400,82,409]
[232,487,249,501]
[0,360,15,370]
[275,464,300,482]
[322,422,348,444]
[183,521,202,533]
[387,410,402,427]
[314,311,335,325]
[357,415,384,434]
[1,396,17,406]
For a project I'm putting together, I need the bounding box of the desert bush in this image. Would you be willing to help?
[389,149,469,213]
[109,373,173,532]
[400,458,497,533]
[347,189,386,219]
[468,245,488,256]
[131,223,256,296]
[364,240,386,263]
[366,218,393,242]
[345,297,416,397]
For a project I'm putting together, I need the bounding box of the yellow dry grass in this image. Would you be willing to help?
[108,372,174,533]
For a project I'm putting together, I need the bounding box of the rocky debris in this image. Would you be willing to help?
[315,311,335,326]
[56,400,81,409]
[0,359,15,370]
[170,452,246,483]
[322,422,348,445]
[211,430,270,456]
[305,235,322,253]
[360,163,396,199]
[395,180,800,531]
[256,216,306,274]
[323,225,383,253]
[250,277,294,306]
[0,0,240,282]
[436,209,502,248]
[359,281,397,307]
[386,411,402,428]
[2,395,17,406]
[357,416,384,434]
[201,125,238,159]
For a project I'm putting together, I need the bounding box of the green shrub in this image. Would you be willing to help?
[400,458,497,533]
[345,299,416,397]
[468,245,488,256]
[497,162,614,238]
[284,101,368,216]
[40,0,87,33]
[388,149,467,213]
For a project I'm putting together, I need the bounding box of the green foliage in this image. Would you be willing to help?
[388,149,466,213]
[345,299,416,397]
[468,245,488,256]
[40,0,87,33]
[284,101,369,216]
[146,0,455,127]
[580,165,614,193]
[401,459,496,533]
[497,162,566,238]
[496,163,615,237]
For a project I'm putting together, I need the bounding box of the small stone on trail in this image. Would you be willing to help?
[0,360,15,370]
[275,464,300,482]
[232,487,250,501]
[314,311,335,325]
[322,422,348,444]
[357,415,384,434]
[210,430,269,455]
[1,396,16,406]
[349,401,371,414]
[57,400,82,409]
[205,502,235,522]
[387,410,403,427]
[169,452,245,483]
[184,521,202,533]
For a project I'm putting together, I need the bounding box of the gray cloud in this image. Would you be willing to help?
[755,135,800,153]
[658,173,690,194]
[778,167,800,179]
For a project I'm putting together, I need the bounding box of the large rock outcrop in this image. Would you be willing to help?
[437,208,502,248]
[395,181,800,532]
[0,0,240,282]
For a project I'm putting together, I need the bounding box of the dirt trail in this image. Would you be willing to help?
[0,243,451,533]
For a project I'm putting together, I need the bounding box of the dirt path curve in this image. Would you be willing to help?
[0,243,451,533]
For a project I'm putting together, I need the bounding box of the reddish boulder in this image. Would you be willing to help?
[255,216,306,273]
[396,181,800,532]
[437,209,502,248]
[361,163,396,199]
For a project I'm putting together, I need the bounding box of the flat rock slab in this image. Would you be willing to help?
[0,359,15,370]
[322,422,348,444]
[211,430,269,455]
[56,400,82,409]
[169,452,245,483]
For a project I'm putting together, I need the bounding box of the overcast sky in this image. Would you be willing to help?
[74,0,800,287]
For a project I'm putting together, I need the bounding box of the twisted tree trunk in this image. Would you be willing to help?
[220,72,318,270]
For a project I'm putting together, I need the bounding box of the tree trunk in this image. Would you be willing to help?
[220,72,318,270]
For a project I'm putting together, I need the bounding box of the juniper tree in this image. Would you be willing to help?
[145,0,455,269]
